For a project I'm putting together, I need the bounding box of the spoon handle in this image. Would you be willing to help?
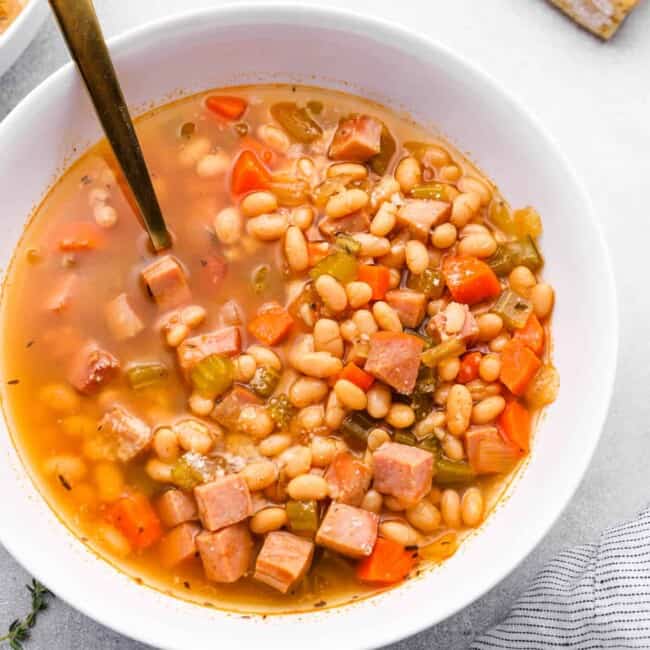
[49,0,172,252]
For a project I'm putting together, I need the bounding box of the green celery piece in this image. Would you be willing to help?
[492,289,533,329]
[286,500,319,532]
[270,102,322,143]
[249,366,280,398]
[410,183,456,202]
[309,250,358,284]
[267,394,296,428]
[435,458,476,486]
[190,354,233,398]
[126,362,168,390]
[421,338,467,368]
[406,268,445,299]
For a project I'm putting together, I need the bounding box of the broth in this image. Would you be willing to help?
[1,85,557,613]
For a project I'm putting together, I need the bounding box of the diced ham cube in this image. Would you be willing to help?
[385,289,427,328]
[318,210,370,239]
[68,341,120,394]
[373,442,434,506]
[254,531,314,593]
[45,274,78,313]
[211,386,261,430]
[141,255,191,310]
[97,406,152,462]
[156,489,198,528]
[364,331,424,394]
[196,523,253,583]
[315,503,378,558]
[432,302,479,341]
[329,115,383,162]
[104,293,144,341]
[159,522,201,568]
[324,452,372,506]
[194,474,252,531]
[177,327,241,375]
[397,200,451,240]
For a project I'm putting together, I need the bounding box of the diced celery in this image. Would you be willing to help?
[434,458,476,486]
[492,289,533,329]
[421,338,467,368]
[309,250,358,284]
[369,125,396,175]
[341,411,382,443]
[286,500,319,533]
[410,183,456,202]
[406,268,445,299]
[252,264,270,294]
[270,102,322,143]
[268,394,296,428]
[311,175,355,208]
[171,452,224,490]
[126,362,168,391]
[415,365,437,394]
[488,199,516,234]
[335,233,362,256]
[419,531,458,562]
[249,365,280,398]
[488,237,543,276]
[394,431,417,446]
[190,354,233,398]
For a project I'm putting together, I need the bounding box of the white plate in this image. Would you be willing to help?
[0,0,47,79]
[0,5,617,649]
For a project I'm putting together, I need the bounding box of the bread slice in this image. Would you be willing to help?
[548,0,640,39]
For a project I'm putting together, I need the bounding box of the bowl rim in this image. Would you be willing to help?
[0,3,618,648]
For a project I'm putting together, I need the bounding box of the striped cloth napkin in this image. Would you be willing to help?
[472,505,650,649]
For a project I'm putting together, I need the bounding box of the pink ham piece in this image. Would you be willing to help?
[177,327,241,376]
[96,406,152,462]
[432,302,479,341]
[373,442,434,506]
[104,293,144,341]
[364,331,424,394]
[196,523,253,583]
[385,289,427,328]
[211,386,261,430]
[159,522,201,568]
[397,199,451,241]
[156,489,198,528]
[68,341,120,394]
[328,115,382,161]
[324,452,372,506]
[194,474,252,531]
[45,274,78,313]
[141,255,191,310]
[315,503,378,558]
[254,531,314,593]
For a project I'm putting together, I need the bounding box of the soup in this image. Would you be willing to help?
[0,0,26,34]
[1,85,558,613]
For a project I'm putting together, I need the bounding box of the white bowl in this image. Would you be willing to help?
[0,0,47,79]
[0,5,617,649]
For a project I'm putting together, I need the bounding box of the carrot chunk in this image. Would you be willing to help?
[307,241,330,267]
[56,221,105,251]
[457,352,481,384]
[248,306,294,346]
[514,313,545,356]
[499,400,532,453]
[356,537,417,584]
[106,492,162,550]
[231,150,270,196]
[499,339,542,396]
[339,362,375,391]
[357,264,391,300]
[442,256,501,305]
[205,95,248,120]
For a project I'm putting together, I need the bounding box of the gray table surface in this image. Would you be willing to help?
[1,1,649,648]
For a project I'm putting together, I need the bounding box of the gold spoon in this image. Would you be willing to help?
[48,0,172,252]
